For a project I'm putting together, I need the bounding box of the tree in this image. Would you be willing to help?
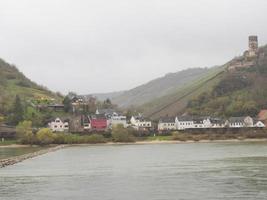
[36,128,55,145]
[103,98,113,109]
[63,96,72,112]
[10,95,24,125]
[16,121,34,144]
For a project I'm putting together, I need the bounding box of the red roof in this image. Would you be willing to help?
[258,110,267,120]
[90,118,107,130]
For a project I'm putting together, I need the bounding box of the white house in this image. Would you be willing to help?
[130,115,152,130]
[227,116,254,128]
[254,120,265,128]
[48,117,69,132]
[210,118,226,128]
[176,116,194,130]
[158,117,176,131]
[110,112,127,128]
[193,117,212,128]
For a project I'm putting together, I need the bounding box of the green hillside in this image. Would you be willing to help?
[140,66,225,119]
[186,46,267,117]
[94,68,211,108]
[141,45,267,120]
[0,58,62,124]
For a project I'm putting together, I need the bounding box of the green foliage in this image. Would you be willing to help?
[212,73,251,97]
[83,134,106,144]
[63,96,72,112]
[52,133,106,144]
[186,63,267,117]
[111,124,135,142]
[16,121,35,144]
[8,95,24,125]
[36,128,55,145]
[0,58,62,123]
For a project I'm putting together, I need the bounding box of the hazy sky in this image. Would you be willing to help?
[0,0,267,94]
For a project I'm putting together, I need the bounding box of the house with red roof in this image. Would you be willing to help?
[89,114,108,131]
[258,110,267,127]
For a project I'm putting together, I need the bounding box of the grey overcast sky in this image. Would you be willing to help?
[0,0,267,94]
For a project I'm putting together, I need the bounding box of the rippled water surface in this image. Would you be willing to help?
[1,142,267,200]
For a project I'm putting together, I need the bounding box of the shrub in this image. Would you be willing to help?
[36,128,55,145]
[84,134,106,144]
[112,124,135,142]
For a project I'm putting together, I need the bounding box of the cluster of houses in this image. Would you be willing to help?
[48,109,267,133]
[48,109,152,133]
[158,116,265,131]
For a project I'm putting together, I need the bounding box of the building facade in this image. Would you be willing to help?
[48,117,69,132]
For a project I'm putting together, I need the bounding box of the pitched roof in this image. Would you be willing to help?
[228,117,246,123]
[90,114,107,120]
[176,116,194,122]
[210,118,225,124]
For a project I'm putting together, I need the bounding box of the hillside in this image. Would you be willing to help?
[0,58,61,116]
[107,68,212,107]
[141,45,267,120]
[89,91,124,102]
[140,66,225,119]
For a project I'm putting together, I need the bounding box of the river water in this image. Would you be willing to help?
[0,147,45,160]
[1,142,267,200]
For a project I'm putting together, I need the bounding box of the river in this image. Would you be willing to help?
[1,142,267,200]
[0,146,45,160]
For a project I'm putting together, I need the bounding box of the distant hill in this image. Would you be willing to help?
[89,91,124,102]
[102,68,211,108]
[141,44,267,120]
[0,58,61,115]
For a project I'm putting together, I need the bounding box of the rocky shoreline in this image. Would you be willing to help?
[0,145,67,168]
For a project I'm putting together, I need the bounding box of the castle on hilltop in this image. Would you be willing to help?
[228,35,265,70]
[244,35,258,58]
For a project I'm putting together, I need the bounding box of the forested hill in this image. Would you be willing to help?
[142,45,267,119]
[0,58,61,117]
[186,45,267,118]
[109,68,212,107]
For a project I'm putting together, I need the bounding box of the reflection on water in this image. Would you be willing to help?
[0,147,45,159]
[1,142,267,200]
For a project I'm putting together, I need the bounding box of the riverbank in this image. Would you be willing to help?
[0,145,67,168]
[70,138,267,146]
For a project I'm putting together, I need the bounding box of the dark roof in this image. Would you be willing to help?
[210,118,225,124]
[159,117,175,123]
[97,109,115,115]
[90,114,107,120]
[228,117,246,123]
[49,117,70,123]
[193,118,204,124]
[176,116,193,122]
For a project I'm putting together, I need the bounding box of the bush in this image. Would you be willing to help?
[36,128,55,145]
[52,133,106,144]
[112,124,135,142]
[84,134,106,144]
[16,121,35,144]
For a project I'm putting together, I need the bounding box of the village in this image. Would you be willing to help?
[47,94,267,134]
